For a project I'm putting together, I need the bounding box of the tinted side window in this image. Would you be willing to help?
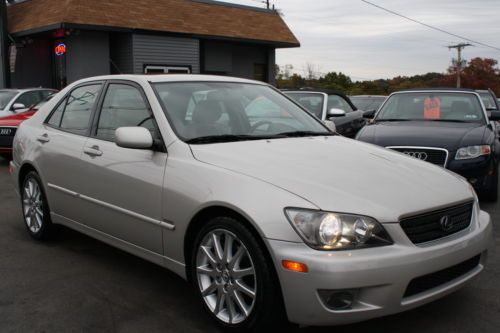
[59,84,101,135]
[47,98,66,127]
[96,84,154,141]
[13,91,40,109]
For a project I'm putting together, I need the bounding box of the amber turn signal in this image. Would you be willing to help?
[282,260,308,273]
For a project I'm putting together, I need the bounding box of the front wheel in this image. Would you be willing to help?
[21,171,54,240]
[191,217,286,332]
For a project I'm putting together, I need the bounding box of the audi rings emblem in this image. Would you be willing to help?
[403,151,428,161]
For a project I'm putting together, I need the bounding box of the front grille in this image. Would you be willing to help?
[400,202,473,244]
[388,147,448,166]
[0,127,16,148]
[404,255,481,297]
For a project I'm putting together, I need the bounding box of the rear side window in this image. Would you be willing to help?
[47,84,101,135]
[96,84,155,141]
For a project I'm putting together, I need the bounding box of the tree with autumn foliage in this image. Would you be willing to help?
[440,57,500,95]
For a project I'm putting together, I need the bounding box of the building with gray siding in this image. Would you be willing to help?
[4,0,300,89]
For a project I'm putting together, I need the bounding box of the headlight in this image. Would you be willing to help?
[455,145,491,160]
[285,208,392,250]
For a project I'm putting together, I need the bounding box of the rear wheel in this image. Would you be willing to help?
[21,171,54,240]
[191,216,286,332]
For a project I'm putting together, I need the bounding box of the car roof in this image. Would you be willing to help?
[73,74,266,85]
[282,87,348,96]
[350,95,387,98]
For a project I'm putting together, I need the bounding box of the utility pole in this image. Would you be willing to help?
[264,0,270,9]
[448,43,472,88]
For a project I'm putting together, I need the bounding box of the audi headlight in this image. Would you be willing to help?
[285,208,392,250]
[455,145,491,160]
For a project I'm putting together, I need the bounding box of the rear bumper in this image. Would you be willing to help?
[267,210,492,326]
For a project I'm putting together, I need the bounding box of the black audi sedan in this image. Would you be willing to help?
[356,89,500,201]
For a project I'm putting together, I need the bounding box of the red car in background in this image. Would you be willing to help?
[0,95,54,159]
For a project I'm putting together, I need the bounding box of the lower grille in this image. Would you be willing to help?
[404,255,481,298]
[388,147,448,166]
[400,202,473,244]
[0,127,16,148]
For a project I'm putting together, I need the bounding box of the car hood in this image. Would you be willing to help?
[357,121,486,151]
[190,136,473,223]
[0,111,35,126]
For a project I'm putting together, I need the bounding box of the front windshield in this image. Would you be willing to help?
[478,92,498,110]
[153,82,328,142]
[284,93,324,118]
[0,91,18,109]
[351,97,386,111]
[376,92,485,123]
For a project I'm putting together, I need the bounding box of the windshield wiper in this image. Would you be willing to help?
[375,119,412,122]
[276,131,337,137]
[186,134,281,144]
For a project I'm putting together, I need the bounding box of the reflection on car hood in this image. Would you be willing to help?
[190,136,472,222]
[357,121,486,151]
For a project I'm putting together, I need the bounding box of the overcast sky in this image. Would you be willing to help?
[228,0,500,81]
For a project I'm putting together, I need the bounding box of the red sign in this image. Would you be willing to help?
[54,43,67,56]
[424,97,441,119]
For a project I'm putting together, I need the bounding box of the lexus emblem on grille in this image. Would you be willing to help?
[0,128,12,135]
[403,151,428,161]
[439,215,454,231]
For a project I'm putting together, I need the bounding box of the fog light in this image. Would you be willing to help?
[318,290,355,310]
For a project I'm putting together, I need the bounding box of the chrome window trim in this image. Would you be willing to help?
[386,146,450,168]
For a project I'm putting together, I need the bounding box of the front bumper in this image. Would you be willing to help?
[267,210,492,326]
[448,155,497,191]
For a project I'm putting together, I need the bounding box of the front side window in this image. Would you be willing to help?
[327,95,354,113]
[0,90,18,109]
[50,84,101,135]
[13,91,40,109]
[377,92,485,123]
[96,84,156,141]
[153,82,327,142]
[285,93,324,118]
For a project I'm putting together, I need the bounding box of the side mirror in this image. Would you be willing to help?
[327,108,346,118]
[489,111,500,121]
[363,110,376,119]
[115,127,153,149]
[12,103,26,111]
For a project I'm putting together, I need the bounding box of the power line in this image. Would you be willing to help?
[360,0,500,52]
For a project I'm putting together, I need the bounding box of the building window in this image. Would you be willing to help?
[144,65,191,74]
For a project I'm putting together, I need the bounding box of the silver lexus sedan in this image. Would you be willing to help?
[10,75,491,331]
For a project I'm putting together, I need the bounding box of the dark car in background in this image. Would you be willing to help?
[357,89,500,201]
[283,89,366,137]
[476,89,499,111]
[350,95,387,112]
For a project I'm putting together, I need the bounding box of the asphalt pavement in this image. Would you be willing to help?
[0,155,498,333]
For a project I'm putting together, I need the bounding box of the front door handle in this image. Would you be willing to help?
[37,133,50,143]
[83,146,103,157]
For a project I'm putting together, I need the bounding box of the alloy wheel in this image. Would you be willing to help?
[196,229,257,325]
[22,177,44,234]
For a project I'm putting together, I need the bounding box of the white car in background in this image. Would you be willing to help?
[0,88,57,118]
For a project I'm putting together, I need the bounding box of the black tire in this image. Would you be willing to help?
[191,216,287,332]
[481,172,498,202]
[21,171,54,240]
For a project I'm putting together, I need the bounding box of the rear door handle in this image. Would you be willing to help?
[37,133,50,143]
[83,146,103,157]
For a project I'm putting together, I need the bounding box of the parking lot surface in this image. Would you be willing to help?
[0,155,498,333]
